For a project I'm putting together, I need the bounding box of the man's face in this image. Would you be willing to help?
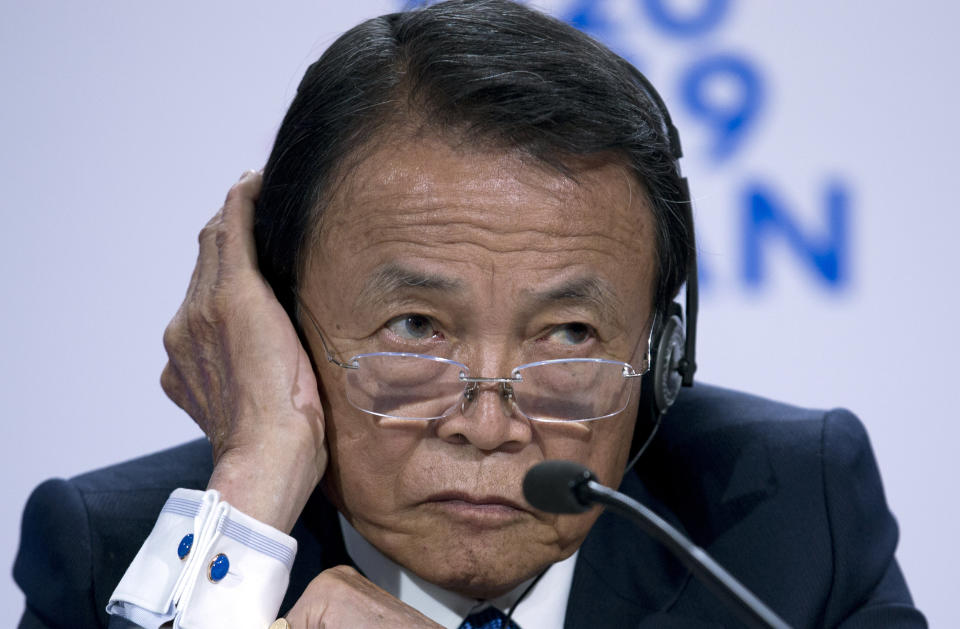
[298,134,656,598]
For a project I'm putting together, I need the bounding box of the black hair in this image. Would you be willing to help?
[255,0,692,321]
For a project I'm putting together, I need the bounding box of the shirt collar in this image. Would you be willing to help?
[339,514,577,629]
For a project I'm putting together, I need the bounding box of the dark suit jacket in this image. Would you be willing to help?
[14,385,927,628]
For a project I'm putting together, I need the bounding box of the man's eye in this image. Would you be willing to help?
[545,323,594,345]
[385,314,439,340]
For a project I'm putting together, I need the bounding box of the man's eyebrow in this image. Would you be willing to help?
[355,264,465,309]
[525,276,623,323]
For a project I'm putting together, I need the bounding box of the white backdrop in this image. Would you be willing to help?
[2,1,956,626]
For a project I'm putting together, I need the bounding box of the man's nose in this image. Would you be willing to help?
[434,380,533,452]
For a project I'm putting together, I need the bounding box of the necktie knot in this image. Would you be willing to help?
[458,606,521,629]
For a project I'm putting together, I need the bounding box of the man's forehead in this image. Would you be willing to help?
[305,136,658,323]
[321,136,649,235]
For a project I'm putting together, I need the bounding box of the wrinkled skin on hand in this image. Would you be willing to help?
[284,566,443,629]
[159,171,325,532]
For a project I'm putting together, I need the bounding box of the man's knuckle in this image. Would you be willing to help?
[327,564,360,578]
[224,183,247,206]
[162,322,182,352]
[159,364,176,393]
[310,565,356,594]
[198,223,215,245]
[305,572,334,597]
[159,365,191,411]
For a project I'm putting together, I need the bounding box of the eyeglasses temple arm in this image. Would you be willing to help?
[293,295,354,368]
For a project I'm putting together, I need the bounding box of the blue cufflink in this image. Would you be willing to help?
[177,534,194,560]
[208,553,230,583]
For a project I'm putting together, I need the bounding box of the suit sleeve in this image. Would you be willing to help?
[14,478,103,628]
[15,479,298,629]
[819,410,927,628]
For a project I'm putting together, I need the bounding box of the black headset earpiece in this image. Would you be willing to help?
[652,302,686,415]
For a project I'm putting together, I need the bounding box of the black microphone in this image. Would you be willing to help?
[523,460,792,629]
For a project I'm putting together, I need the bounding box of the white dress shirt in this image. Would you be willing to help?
[108,489,576,629]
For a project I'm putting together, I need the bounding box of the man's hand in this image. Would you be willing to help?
[284,566,444,628]
[160,171,326,533]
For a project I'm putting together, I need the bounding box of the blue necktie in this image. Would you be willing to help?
[458,606,521,629]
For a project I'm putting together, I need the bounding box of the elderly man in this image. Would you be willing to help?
[15,1,924,628]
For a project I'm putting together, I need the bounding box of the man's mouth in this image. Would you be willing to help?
[423,491,530,525]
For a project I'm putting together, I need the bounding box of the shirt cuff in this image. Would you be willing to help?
[107,488,297,629]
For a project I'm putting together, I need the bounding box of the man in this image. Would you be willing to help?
[14,1,925,627]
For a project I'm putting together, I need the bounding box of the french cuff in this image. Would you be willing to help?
[106,488,297,629]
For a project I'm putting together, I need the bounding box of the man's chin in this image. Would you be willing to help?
[409,551,552,600]
[386,525,575,599]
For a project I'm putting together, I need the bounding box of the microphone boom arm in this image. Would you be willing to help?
[582,480,791,629]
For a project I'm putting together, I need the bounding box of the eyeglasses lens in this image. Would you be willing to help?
[345,355,464,420]
[512,360,631,422]
[344,355,632,422]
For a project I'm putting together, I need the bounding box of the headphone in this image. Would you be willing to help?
[627,66,699,420]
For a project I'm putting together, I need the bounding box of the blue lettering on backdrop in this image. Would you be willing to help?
[681,54,763,162]
[642,0,730,37]
[565,0,606,33]
[400,0,853,293]
[742,181,850,289]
